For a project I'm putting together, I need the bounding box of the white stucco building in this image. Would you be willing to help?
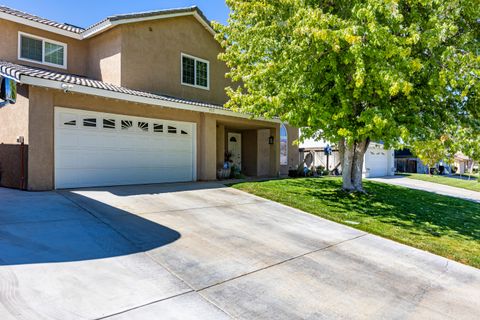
[300,136,395,178]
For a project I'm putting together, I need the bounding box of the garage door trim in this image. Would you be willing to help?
[54,107,197,188]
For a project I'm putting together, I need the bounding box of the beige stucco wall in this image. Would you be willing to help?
[25,87,282,190]
[221,125,282,177]
[87,28,122,85]
[199,113,217,180]
[242,130,258,176]
[27,87,204,190]
[280,125,300,175]
[120,16,230,106]
[270,126,281,176]
[257,129,271,176]
[0,85,29,144]
[28,87,54,190]
[216,124,225,169]
[0,19,88,76]
[0,14,230,107]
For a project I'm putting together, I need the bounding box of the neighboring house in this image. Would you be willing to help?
[453,153,474,174]
[394,149,426,173]
[0,6,299,190]
[299,137,395,178]
[394,149,466,174]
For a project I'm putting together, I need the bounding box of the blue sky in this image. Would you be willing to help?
[1,0,230,28]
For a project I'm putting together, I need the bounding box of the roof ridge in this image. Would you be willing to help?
[107,6,197,20]
[83,6,204,32]
[0,5,214,38]
[0,5,86,33]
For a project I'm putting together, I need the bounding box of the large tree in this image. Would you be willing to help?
[454,126,480,178]
[214,0,479,192]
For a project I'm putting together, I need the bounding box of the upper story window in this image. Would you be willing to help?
[181,53,209,90]
[18,32,67,69]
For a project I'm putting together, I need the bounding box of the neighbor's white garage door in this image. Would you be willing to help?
[55,107,196,189]
[364,145,388,178]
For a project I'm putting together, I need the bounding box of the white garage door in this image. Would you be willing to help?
[55,107,196,189]
[364,145,388,178]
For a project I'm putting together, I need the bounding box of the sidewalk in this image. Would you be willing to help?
[370,176,480,203]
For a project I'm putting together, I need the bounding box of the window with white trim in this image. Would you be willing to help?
[18,32,67,68]
[181,54,209,89]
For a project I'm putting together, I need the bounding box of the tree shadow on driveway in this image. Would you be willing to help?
[0,187,181,266]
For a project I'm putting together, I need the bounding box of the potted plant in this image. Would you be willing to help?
[217,151,234,179]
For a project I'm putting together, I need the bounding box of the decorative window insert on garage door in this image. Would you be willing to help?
[54,107,197,189]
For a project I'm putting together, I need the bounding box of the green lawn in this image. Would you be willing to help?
[402,173,480,192]
[231,177,480,268]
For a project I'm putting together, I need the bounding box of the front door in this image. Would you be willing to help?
[228,132,242,169]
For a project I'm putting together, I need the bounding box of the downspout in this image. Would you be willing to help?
[18,136,26,190]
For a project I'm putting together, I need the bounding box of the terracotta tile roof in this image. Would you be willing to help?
[0,5,85,33]
[85,6,208,31]
[0,5,212,37]
[0,61,226,111]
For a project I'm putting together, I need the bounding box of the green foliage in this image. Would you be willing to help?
[410,135,453,168]
[316,165,330,176]
[233,177,480,268]
[454,126,480,161]
[214,0,479,146]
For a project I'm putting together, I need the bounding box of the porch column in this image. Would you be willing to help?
[243,129,259,176]
[269,125,280,176]
[216,124,225,169]
[199,113,217,180]
[28,87,55,190]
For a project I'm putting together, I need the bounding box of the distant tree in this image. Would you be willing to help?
[454,127,480,179]
[214,0,479,192]
[410,135,453,174]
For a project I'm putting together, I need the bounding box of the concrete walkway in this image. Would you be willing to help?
[0,183,479,319]
[370,176,480,203]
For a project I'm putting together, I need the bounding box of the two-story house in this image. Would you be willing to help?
[0,6,299,190]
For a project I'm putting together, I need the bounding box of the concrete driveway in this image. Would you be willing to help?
[0,183,479,319]
[370,176,480,203]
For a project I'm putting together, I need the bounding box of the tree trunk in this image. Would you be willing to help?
[339,138,370,192]
[352,140,370,192]
[470,161,475,181]
[342,143,355,191]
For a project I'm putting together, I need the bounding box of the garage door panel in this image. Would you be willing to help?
[63,167,193,188]
[56,131,79,147]
[55,152,80,169]
[94,134,118,146]
[82,150,129,169]
[55,169,81,188]
[148,167,192,182]
[365,146,388,178]
[55,108,196,189]
[161,155,193,167]
[76,132,105,148]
